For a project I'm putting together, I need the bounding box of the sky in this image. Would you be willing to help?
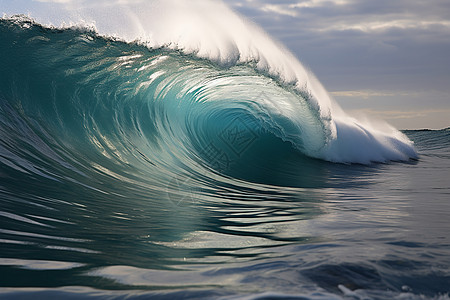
[226,0,450,129]
[1,0,449,129]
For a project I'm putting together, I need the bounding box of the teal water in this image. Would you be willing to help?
[1,18,449,299]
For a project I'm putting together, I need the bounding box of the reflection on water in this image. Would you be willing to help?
[1,138,419,292]
[1,130,450,298]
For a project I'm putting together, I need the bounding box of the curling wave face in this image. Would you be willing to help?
[0,16,330,186]
[2,0,417,166]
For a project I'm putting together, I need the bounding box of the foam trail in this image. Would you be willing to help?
[1,0,417,163]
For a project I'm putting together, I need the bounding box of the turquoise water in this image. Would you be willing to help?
[0,17,449,299]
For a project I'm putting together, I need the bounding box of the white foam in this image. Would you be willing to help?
[323,116,417,163]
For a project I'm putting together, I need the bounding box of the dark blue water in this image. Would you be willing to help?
[1,17,449,299]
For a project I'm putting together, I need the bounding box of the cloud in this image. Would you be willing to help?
[229,0,450,33]
[315,19,450,33]
[33,0,72,2]
[330,90,415,99]
[227,0,450,95]
[332,89,450,129]
[261,4,298,17]
[346,108,450,129]
[33,0,145,4]
[257,0,349,17]
[290,0,349,9]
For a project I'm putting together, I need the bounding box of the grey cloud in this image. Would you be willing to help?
[227,0,450,86]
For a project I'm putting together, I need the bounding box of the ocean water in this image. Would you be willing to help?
[1,2,449,299]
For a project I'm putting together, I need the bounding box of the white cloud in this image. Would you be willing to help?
[348,108,425,121]
[33,0,73,3]
[289,0,348,9]
[317,19,450,33]
[261,4,298,17]
[330,90,416,99]
[256,0,348,17]
[33,0,144,3]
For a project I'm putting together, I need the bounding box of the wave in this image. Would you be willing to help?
[0,0,419,198]
[0,3,417,167]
